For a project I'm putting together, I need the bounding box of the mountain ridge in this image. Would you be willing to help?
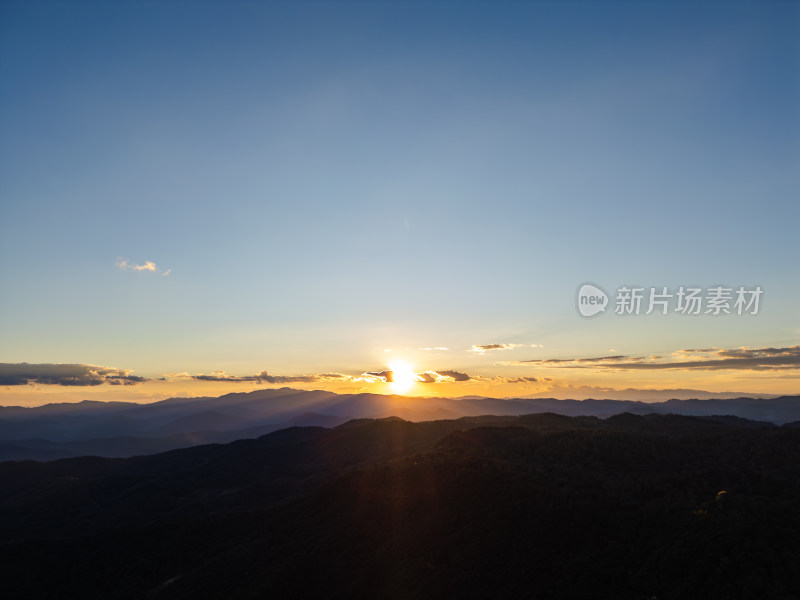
[1,411,798,599]
[0,388,797,461]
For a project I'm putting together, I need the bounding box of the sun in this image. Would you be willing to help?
[388,361,418,394]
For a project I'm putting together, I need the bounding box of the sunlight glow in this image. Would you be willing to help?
[388,361,418,394]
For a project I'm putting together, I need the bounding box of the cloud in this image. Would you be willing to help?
[415,372,438,383]
[471,343,539,353]
[508,346,800,371]
[116,257,170,275]
[105,374,149,385]
[363,369,473,384]
[0,363,543,391]
[0,363,148,386]
[466,374,546,385]
[168,367,545,387]
[190,370,319,384]
[365,370,394,382]
[168,369,387,385]
[432,370,471,382]
[471,344,516,353]
[420,347,448,351]
[511,355,650,365]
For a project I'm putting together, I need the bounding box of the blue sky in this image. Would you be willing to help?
[1,1,798,403]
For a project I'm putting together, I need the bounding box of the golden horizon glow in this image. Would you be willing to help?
[0,370,797,408]
[388,360,418,394]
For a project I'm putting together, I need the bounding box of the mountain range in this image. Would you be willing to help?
[1,387,799,461]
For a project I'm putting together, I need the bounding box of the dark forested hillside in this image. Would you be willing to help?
[1,413,799,599]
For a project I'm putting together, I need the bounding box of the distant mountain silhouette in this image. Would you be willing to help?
[0,387,798,460]
[523,387,779,401]
[0,411,351,461]
[0,413,798,599]
[149,410,251,436]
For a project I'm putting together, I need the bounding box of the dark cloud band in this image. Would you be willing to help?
[191,371,318,384]
[510,346,800,371]
[0,363,148,386]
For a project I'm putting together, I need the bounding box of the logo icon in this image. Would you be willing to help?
[577,283,608,317]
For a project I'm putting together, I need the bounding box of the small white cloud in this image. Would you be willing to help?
[116,257,168,275]
[471,343,525,353]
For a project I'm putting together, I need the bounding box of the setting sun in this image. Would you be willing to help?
[388,361,418,394]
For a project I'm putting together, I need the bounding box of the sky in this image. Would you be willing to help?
[1,0,798,405]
